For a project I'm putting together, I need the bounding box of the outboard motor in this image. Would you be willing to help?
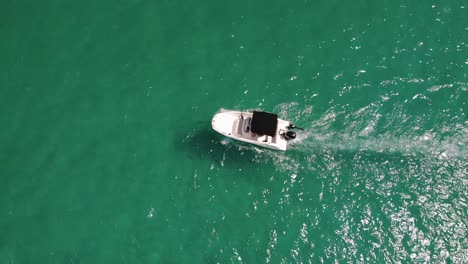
[284,131,296,140]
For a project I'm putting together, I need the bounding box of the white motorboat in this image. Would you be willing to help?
[211,110,303,151]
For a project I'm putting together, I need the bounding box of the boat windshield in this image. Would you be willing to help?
[245,117,252,132]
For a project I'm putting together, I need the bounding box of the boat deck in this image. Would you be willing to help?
[234,118,281,145]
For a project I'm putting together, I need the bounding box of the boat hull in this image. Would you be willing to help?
[211,111,291,151]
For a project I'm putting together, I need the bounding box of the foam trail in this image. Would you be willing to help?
[292,132,466,160]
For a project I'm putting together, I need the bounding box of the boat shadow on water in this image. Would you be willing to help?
[174,122,261,167]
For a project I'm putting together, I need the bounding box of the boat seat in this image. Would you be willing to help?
[270,135,276,143]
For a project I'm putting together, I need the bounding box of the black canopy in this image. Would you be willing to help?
[250,111,278,137]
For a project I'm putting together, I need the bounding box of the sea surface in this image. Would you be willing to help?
[1,0,467,263]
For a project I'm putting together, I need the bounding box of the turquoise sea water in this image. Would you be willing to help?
[1,0,467,263]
